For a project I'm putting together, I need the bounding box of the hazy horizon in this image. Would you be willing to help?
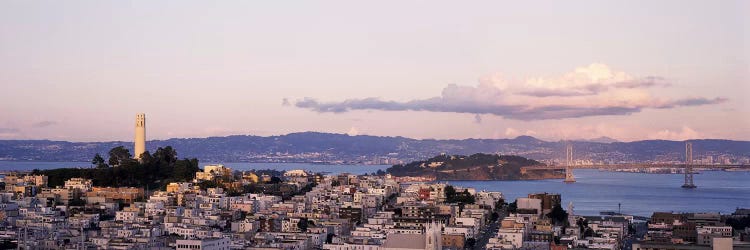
[2,130,747,144]
[1,1,748,142]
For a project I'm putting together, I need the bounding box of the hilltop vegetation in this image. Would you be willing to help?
[34,146,200,189]
[386,153,561,180]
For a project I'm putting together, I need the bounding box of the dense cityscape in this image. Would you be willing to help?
[2,160,750,249]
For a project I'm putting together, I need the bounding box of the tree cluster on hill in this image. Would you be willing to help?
[35,146,200,189]
[386,153,544,180]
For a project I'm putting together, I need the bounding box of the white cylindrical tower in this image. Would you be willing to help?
[134,113,146,159]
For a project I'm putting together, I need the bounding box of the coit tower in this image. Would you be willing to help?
[134,113,146,159]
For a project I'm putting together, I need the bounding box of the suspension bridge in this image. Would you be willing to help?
[521,142,749,188]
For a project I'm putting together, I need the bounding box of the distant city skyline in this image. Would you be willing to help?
[1,1,748,142]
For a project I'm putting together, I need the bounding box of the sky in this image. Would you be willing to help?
[0,1,748,142]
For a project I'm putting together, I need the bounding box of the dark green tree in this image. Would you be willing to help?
[628,224,636,235]
[297,217,309,232]
[41,146,200,189]
[197,180,220,189]
[153,146,177,164]
[92,153,107,168]
[577,218,589,234]
[139,151,153,165]
[394,208,403,216]
[491,212,500,222]
[269,176,282,184]
[584,227,595,238]
[507,201,518,213]
[108,146,132,166]
[465,238,476,248]
[547,204,569,226]
[445,185,457,199]
[726,217,750,231]
[461,189,476,204]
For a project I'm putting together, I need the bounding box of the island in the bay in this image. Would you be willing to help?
[385,153,563,180]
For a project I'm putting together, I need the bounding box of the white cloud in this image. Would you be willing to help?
[347,127,360,136]
[295,63,725,121]
[502,127,537,138]
[504,127,519,137]
[648,126,701,141]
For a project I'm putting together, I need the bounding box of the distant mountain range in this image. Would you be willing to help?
[0,132,748,164]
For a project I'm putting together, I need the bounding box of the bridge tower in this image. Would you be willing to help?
[682,142,696,188]
[564,144,576,183]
